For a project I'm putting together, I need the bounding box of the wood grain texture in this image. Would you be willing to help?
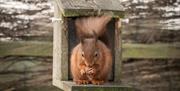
[114,19,122,82]
[52,0,69,89]
[54,0,125,17]
[0,41,52,57]
[123,43,180,59]
[15,86,61,91]
[0,41,180,59]
[59,0,124,10]
[60,81,133,91]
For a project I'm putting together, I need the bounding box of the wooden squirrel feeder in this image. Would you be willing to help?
[52,0,133,91]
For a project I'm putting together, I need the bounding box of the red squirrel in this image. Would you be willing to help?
[70,15,112,85]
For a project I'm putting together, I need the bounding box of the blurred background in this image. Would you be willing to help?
[0,0,179,91]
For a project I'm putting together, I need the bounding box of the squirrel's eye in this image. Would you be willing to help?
[81,52,84,57]
[94,52,98,57]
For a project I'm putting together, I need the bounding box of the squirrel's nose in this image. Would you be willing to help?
[87,63,94,67]
[88,65,93,67]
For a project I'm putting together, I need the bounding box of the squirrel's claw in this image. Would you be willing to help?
[91,80,104,85]
[75,80,90,85]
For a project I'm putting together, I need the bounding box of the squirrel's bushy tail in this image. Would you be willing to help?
[75,15,112,38]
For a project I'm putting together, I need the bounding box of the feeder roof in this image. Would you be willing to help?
[54,0,125,17]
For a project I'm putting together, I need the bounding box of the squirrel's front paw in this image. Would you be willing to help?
[86,68,96,75]
[91,80,104,85]
[75,80,90,85]
[80,69,86,75]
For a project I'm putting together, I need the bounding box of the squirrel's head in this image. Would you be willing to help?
[80,33,100,67]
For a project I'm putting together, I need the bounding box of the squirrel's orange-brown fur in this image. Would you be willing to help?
[71,16,112,85]
[75,15,111,46]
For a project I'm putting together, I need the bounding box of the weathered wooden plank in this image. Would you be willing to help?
[54,0,125,17]
[1,85,62,91]
[59,0,124,10]
[15,86,62,91]
[52,0,69,89]
[63,9,125,18]
[0,41,52,57]
[123,43,180,59]
[60,81,133,91]
[0,41,180,59]
[17,36,53,41]
[114,19,122,82]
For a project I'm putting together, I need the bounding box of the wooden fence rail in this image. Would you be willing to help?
[0,41,52,57]
[0,41,180,59]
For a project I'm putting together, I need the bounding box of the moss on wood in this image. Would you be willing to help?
[0,41,52,57]
[63,9,125,18]
[123,43,180,59]
[0,41,179,59]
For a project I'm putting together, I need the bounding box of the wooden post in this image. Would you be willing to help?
[52,0,68,87]
[114,18,122,82]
